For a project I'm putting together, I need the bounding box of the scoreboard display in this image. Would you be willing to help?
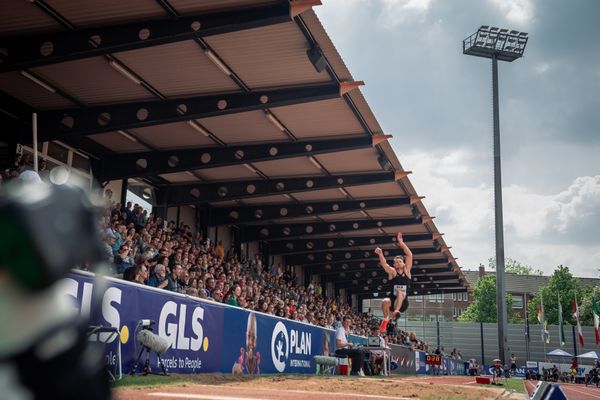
[426,354,442,365]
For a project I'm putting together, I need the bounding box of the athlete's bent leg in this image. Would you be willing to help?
[380,298,391,332]
[392,292,405,319]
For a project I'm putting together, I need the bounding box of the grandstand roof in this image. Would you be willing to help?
[0,0,469,298]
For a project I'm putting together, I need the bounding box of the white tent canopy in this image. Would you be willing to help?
[546,349,573,357]
[578,350,600,359]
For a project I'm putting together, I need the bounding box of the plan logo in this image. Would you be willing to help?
[271,322,289,372]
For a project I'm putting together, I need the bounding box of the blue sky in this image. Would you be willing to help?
[315,0,600,277]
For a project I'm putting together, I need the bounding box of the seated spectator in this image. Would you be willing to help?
[102,233,116,264]
[166,264,183,293]
[148,264,168,289]
[369,326,387,375]
[115,244,135,274]
[227,284,241,307]
[134,265,148,285]
[73,196,436,354]
[122,266,137,282]
[334,315,368,376]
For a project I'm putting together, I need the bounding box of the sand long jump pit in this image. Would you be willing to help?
[114,374,525,400]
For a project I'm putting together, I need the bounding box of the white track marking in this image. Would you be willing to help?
[148,394,264,400]
[564,386,600,399]
[147,386,413,400]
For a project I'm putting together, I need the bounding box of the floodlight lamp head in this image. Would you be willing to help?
[307,45,327,73]
[411,204,422,220]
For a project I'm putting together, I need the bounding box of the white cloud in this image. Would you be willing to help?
[535,63,550,74]
[378,0,433,28]
[400,147,600,277]
[489,0,534,25]
[547,175,600,234]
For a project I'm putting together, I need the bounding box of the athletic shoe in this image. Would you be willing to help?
[358,370,365,376]
[379,319,389,333]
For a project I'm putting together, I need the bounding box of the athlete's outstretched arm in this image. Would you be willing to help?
[375,247,396,278]
[397,232,413,277]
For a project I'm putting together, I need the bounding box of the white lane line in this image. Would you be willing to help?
[565,386,600,399]
[148,386,413,400]
[148,394,265,400]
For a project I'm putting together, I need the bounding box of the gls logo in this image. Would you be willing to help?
[271,322,289,372]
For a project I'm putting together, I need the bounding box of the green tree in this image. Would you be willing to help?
[459,275,515,323]
[527,265,583,326]
[488,257,543,276]
[578,284,599,326]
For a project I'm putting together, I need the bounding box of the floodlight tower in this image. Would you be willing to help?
[463,26,529,365]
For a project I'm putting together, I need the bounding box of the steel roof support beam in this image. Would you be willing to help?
[331,276,460,287]
[346,282,465,295]
[286,247,439,266]
[0,2,295,72]
[243,216,423,242]
[355,288,467,298]
[306,259,452,275]
[270,233,434,255]
[162,171,396,206]
[36,82,358,141]
[321,269,457,279]
[211,196,411,226]
[334,280,461,291]
[97,135,386,181]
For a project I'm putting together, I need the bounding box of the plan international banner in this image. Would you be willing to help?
[64,271,335,374]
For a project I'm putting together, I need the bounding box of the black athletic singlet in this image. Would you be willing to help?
[389,271,411,301]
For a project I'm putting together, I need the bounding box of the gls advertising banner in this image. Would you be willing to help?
[64,271,334,374]
[65,272,224,373]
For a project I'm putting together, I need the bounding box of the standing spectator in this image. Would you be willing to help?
[315,282,322,296]
[226,245,236,261]
[510,354,518,375]
[121,201,134,225]
[214,240,225,259]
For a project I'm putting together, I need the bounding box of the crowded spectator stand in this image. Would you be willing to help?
[1,0,469,382]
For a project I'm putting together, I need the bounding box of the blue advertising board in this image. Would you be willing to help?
[483,365,530,378]
[220,307,335,374]
[64,271,337,375]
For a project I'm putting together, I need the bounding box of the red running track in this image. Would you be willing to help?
[524,379,600,400]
